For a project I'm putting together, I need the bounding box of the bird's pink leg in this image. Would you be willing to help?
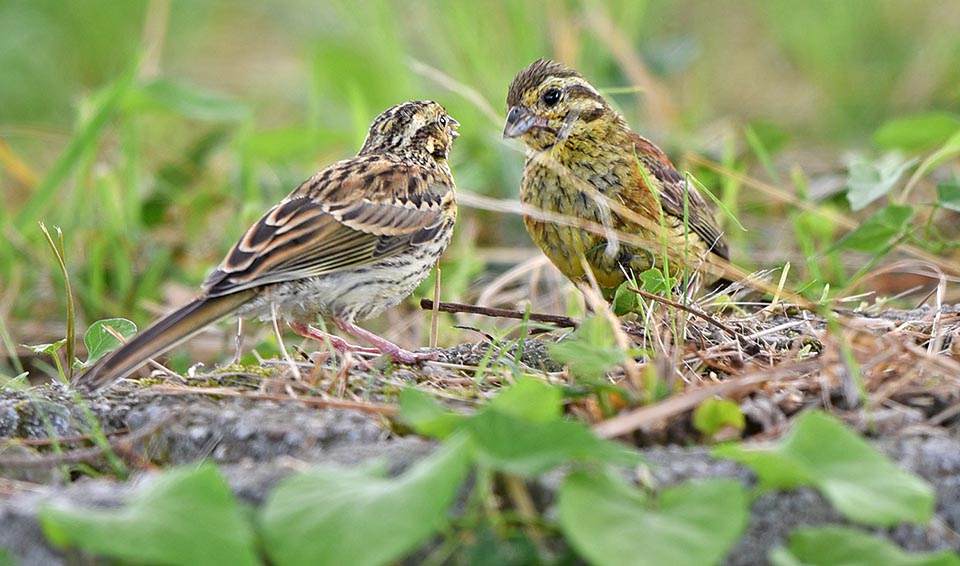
[288,322,381,356]
[333,317,438,364]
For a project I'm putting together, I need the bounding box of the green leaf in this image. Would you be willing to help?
[397,388,465,439]
[487,377,562,424]
[79,318,137,366]
[0,546,15,566]
[559,471,748,566]
[903,130,960,198]
[937,182,960,213]
[873,113,960,152]
[1,372,30,391]
[715,411,935,526]
[770,526,960,566]
[23,339,66,356]
[692,398,745,437]
[768,546,806,566]
[829,204,913,254]
[612,280,638,316]
[548,315,627,380]
[39,465,258,566]
[639,267,674,294]
[844,152,916,211]
[465,410,640,476]
[260,435,472,566]
[127,79,249,121]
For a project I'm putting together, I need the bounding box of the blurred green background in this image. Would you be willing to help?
[2,0,960,379]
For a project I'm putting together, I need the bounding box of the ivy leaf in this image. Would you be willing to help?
[466,410,640,476]
[829,204,913,254]
[559,471,748,566]
[40,465,258,566]
[936,183,960,213]
[486,377,562,424]
[261,436,472,566]
[549,315,629,380]
[911,130,960,182]
[873,113,960,152]
[638,267,674,294]
[844,152,916,211]
[692,398,745,439]
[78,318,137,367]
[715,411,935,526]
[612,281,638,316]
[397,388,465,439]
[770,525,960,566]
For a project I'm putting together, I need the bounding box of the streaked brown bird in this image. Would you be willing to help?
[504,59,728,295]
[77,100,459,391]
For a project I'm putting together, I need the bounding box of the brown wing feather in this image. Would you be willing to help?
[627,133,729,260]
[202,156,449,297]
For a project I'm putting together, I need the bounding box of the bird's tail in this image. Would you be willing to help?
[74,290,257,392]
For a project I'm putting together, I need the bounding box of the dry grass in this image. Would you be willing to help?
[111,279,959,449]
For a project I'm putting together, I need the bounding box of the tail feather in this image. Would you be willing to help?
[75,290,256,391]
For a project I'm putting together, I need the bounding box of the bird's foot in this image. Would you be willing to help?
[332,318,438,364]
[288,322,382,356]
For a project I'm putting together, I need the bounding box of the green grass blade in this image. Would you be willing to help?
[14,60,139,232]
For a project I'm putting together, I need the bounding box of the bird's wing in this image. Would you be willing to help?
[202,156,452,296]
[628,133,729,260]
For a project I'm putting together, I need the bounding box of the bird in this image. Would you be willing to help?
[76,100,460,391]
[503,59,728,296]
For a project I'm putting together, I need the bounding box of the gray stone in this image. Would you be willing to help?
[2,382,959,565]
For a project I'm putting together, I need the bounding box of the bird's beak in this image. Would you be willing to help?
[448,116,460,139]
[503,106,541,138]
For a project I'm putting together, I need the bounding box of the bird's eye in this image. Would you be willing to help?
[541,88,561,107]
[437,115,447,128]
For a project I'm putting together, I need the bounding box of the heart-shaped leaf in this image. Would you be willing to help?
[844,152,916,211]
[559,471,748,566]
[398,387,465,439]
[465,409,640,476]
[715,411,934,526]
[40,465,257,566]
[829,204,913,254]
[260,435,472,566]
[770,525,960,566]
[79,318,137,366]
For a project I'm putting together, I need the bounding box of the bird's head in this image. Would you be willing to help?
[504,59,612,151]
[360,100,459,163]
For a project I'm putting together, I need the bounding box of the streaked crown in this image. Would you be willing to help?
[360,100,460,163]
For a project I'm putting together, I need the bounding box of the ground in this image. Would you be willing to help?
[1,302,959,564]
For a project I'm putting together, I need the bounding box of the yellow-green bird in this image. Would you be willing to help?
[77,100,459,391]
[504,59,728,295]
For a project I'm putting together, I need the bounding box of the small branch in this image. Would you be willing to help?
[419,299,578,329]
[627,286,739,337]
